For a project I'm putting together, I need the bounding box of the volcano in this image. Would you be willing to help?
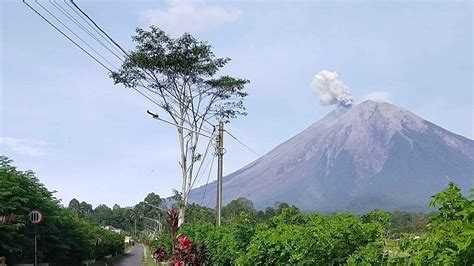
[189,100,474,213]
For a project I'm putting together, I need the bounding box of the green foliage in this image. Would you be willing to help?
[362,209,391,230]
[353,183,474,265]
[136,193,166,222]
[3,155,472,265]
[398,183,474,265]
[180,222,238,265]
[347,241,386,265]
[149,232,174,258]
[230,213,257,253]
[255,202,291,222]
[129,208,142,238]
[185,203,215,224]
[222,197,256,223]
[111,27,249,225]
[178,186,472,266]
[67,199,133,232]
[243,211,384,265]
[268,206,306,227]
[0,156,124,265]
[388,210,430,237]
[92,204,113,226]
[111,26,249,123]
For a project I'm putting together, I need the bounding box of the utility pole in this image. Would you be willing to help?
[34,224,37,266]
[216,121,224,226]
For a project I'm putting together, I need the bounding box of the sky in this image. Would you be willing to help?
[1,0,472,208]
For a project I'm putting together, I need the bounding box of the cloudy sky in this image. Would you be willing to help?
[1,0,472,208]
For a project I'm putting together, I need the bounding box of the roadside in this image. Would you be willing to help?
[89,244,144,266]
[145,245,156,266]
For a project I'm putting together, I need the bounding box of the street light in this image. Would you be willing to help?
[142,216,163,233]
[146,110,214,138]
[143,201,166,233]
[144,201,168,212]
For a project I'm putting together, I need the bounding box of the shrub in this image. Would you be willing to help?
[149,232,173,260]
[241,211,384,265]
[180,222,238,265]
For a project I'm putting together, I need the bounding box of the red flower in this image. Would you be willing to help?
[178,235,192,247]
[174,260,184,266]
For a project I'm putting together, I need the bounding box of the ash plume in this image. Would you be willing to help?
[311,70,355,108]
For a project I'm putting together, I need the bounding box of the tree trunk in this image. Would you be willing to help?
[134,220,137,237]
[177,126,187,227]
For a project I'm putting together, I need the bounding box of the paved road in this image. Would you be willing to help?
[113,244,144,266]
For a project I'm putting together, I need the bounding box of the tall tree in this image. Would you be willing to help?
[111,27,249,225]
[79,201,93,219]
[92,204,113,225]
[68,198,81,217]
[138,192,165,221]
[222,197,256,223]
[129,208,142,238]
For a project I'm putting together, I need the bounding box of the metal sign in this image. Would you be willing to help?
[29,209,44,224]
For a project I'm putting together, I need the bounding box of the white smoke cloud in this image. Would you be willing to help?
[311,70,355,108]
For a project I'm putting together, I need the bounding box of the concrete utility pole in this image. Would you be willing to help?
[216,121,224,226]
[34,225,37,266]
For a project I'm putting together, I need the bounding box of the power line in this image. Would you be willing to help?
[22,0,113,72]
[26,1,259,207]
[189,135,216,192]
[26,1,259,161]
[23,1,166,109]
[23,0,208,128]
[200,155,216,206]
[224,130,261,158]
[68,0,186,113]
[33,0,118,70]
[69,0,129,56]
[64,0,126,57]
[131,88,163,107]
[54,1,224,137]
[49,0,125,62]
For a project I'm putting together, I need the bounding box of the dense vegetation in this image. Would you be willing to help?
[2,156,473,265]
[0,156,124,265]
[154,185,473,265]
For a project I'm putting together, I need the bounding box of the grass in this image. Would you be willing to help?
[145,245,158,266]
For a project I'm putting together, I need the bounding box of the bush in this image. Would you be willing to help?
[149,232,173,259]
[180,222,238,265]
[241,210,384,265]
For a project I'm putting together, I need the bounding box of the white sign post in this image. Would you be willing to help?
[29,209,44,266]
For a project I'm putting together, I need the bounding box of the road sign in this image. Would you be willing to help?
[29,209,44,224]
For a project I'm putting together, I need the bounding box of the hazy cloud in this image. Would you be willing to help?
[0,137,53,157]
[364,91,392,103]
[141,0,242,35]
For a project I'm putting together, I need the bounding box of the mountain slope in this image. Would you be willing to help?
[189,100,474,213]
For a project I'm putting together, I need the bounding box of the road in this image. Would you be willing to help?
[113,244,144,266]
